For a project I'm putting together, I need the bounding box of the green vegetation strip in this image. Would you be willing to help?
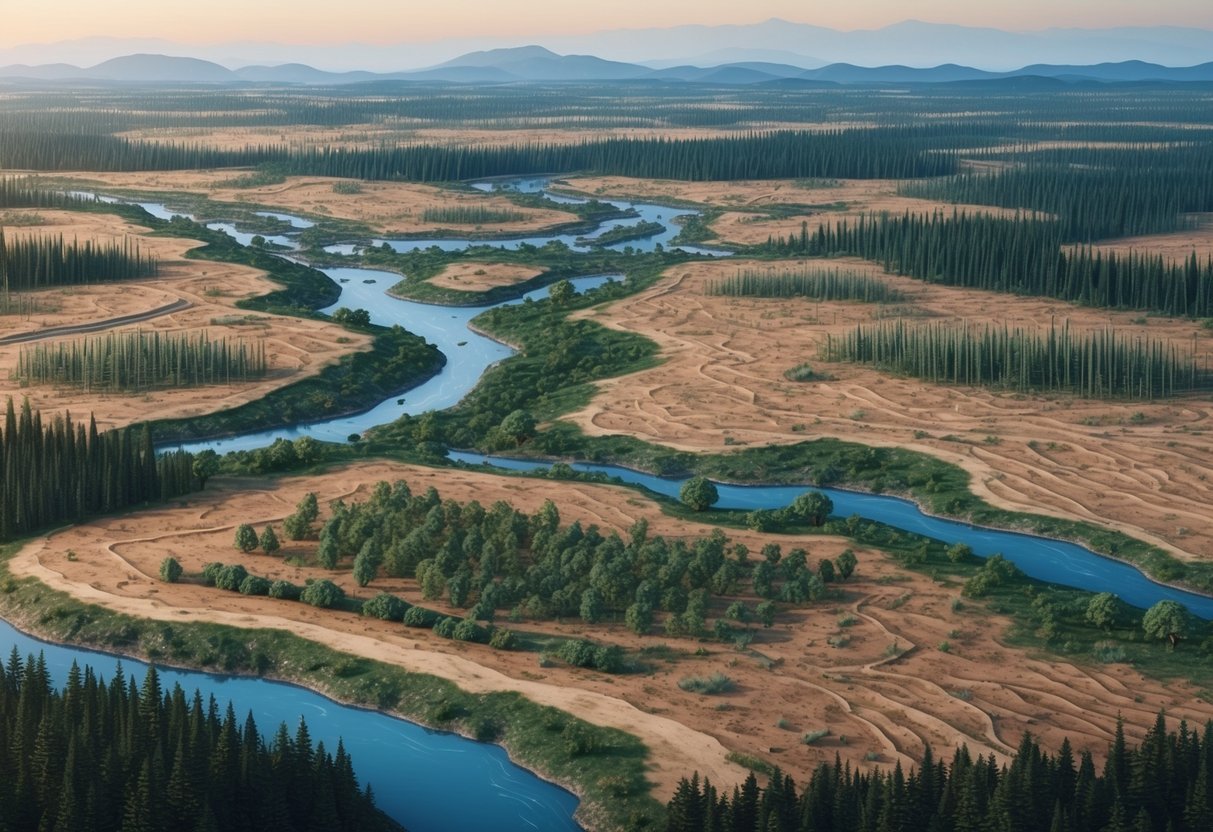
[0,541,663,831]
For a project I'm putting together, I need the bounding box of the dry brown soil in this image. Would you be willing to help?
[15,461,1213,800]
[0,209,370,430]
[565,258,1213,562]
[427,262,543,293]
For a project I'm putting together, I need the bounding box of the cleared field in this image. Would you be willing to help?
[15,460,1213,799]
[0,209,371,430]
[567,258,1213,562]
[426,262,543,292]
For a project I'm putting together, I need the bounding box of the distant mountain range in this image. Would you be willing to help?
[3,46,1213,87]
[3,19,1213,75]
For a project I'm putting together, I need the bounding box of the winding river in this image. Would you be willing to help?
[0,618,580,831]
[12,177,1211,830]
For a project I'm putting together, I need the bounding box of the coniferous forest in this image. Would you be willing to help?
[14,330,268,392]
[0,398,196,540]
[768,212,1213,318]
[0,652,402,832]
[824,320,1208,399]
[667,715,1213,832]
[0,230,159,292]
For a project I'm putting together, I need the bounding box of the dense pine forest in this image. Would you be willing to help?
[0,230,159,292]
[824,320,1208,399]
[14,330,268,392]
[667,715,1213,832]
[0,652,402,832]
[904,145,1213,240]
[0,129,953,180]
[707,268,905,303]
[768,212,1213,318]
[0,398,196,540]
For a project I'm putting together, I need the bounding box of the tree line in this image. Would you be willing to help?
[0,230,159,293]
[15,330,268,393]
[235,479,847,639]
[0,398,196,540]
[0,128,953,181]
[707,267,905,304]
[823,319,1209,400]
[667,713,1213,832]
[0,651,401,832]
[904,144,1213,240]
[767,212,1213,318]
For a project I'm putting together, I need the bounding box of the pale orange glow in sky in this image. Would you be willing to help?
[3,0,1211,46]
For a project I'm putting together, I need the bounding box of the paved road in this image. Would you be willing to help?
[0,298,191,345]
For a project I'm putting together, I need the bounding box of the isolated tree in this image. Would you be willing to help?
[192,450,220,489]
[946,543,974,564]
[1086,592,1119,633]
[836,549,858,581]
[818,558,836,584]
[259,525,281,556]
[548,279,575,305]
[499,410,537,445]
[234,524,258,554]
[317,532,340,569]
[159,557,183,584]
[757,600,777,628]
[1143,600,1190,649]
[784,491,833,526]
[680,476,719,512]
[301,579,345,609]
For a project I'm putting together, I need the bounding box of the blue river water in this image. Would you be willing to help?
[446,451,1213,620]
[323,177,730,258]
[30,180,1211,831]
[0,618,580,832]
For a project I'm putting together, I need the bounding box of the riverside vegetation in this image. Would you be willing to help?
[5,81,1213,830]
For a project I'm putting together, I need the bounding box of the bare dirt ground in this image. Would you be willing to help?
[559,176,1025,246]
[15,461,1213,799]
[1087,214,1213,262]
[0,209,370,430]
[566,258,1213,562]
[427,262,543,292]
[36,173,577,237]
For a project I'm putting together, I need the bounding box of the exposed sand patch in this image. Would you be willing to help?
[427,262,543,293]
[38,173,577,237]
[0,209,371,431]
[565,258,1213,562]
[14,461,1213,799]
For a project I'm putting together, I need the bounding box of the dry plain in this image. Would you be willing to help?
[14,461,1213,800]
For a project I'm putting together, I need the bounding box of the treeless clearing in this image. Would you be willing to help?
[566,258,1213,562]
[559,176,1026,246]
[0,209,371,430]
[15,461,1213,800]
[426,262,543,292]
[1087,214,1213,262]
[38,172,577,236]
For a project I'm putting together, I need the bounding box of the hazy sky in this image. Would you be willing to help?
[3,0,1212,46]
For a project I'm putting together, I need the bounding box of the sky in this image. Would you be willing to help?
[3,0,1212,47]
